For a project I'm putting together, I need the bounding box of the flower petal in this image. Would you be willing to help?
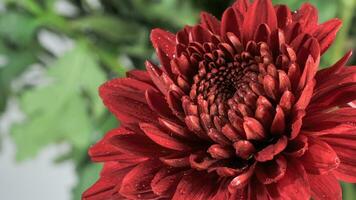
[119,159,162,199]
[109,128,169,157]
[267,159,310,200]
[221,7,240,38]
[313,19,342,54]
[300,136,340,174]
[308,173,342,200]
[255,155,287,184]
[243,0,277,42]
[140,123,192,151]
[292,3,318,32]
[200,12,221,34]
[99,78,158,124]
[320,128,356,182]
[83,163,134,200]
[172,171,217,200]
[255,136,287,162]
[151,167,184,197]
[150,28,176,76]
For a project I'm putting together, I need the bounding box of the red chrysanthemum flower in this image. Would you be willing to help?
[83,0,356,199]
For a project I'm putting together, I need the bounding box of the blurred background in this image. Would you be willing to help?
[0,0,355,199]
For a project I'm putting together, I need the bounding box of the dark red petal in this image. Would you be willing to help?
[293,3,318,32]
[270,106,286,135]
[321,129,356,182]
[159,154,190,168]
[140,123,192,152]
[294,79,316,111]
[254,23,271,43]
[284,134,308,157]
[255,155,287,184]
[88,128,124,162]
[300,136,340,174]
[290,109,305,139]
[243,117,266,140]
[315,51,352,85]
[310,83,356,111]
[248,177,270,200]
[308,174,342,200]
[150,29,176,76]
[232,0,250,14]
[151,167,184,197]
[313,19,342,54]
[145,60,169,95]
[243,0,277,42]
[228,164,255,192]
[255,136,287,162]
[234,140,256,160]
[267,159,310,200]
[190,25,213,43]
[200,12,221,34]
[119,159,162,199]
[99,78,158,124]
[126,69,153,85]
[172,171,217,200]
[145,88,174,119]
[275,5,292,29]
[221,7,240,38]
[109,128,169,157]
[83,163,134,200]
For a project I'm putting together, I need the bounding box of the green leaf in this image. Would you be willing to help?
[71,15,144,42]
[0,12,39,45]
[11,43,106,160]
[72,163,102,200]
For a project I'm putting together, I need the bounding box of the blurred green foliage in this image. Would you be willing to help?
[0,0,355,199]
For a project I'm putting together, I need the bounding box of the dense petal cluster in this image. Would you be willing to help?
[83,0,356,199]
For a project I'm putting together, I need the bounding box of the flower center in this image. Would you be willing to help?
[170,31,295,177]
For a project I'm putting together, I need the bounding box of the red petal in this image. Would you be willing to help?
[255,136,287,162]
[254,23,271,43]
[292,3,318,33]
[284,134,308,157]
[232,0,250,14]
[140,123,192,151]
[151,167,184,197]
[221,7,240,38]
[310,83,356,111]
[200,12,221,34]
[228,164,255,192]
[243,0,277,42]
[99,78,158,124]
[109,128,168,157]
[267,159,310,200]
[189,25,213,43]
[315,51,352,85]
[243,117,266,140]
[172,171,217,200]
[308,174,342,200]
[275,5,292,29]
[294,79,316,111]
[145,88,174,119]
[300,136,340,174]
[119,160,162,199]
[290,110,305,139]
[150,29,176,76]
[248,177,270,200]
[321,129,356,182]
[270,106,286,135]
[126,69,153,85]
[313,19,342,54]
[83,163,133,200]
[255,155,287,184]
